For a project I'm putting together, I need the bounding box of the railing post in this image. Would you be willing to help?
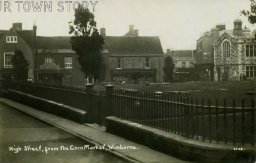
[252,99,255,146]
[86,83,94,123]
[105,84,114,117]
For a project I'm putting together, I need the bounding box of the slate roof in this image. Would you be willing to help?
[36,36,164,55]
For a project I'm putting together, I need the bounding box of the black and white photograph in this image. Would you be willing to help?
[0,0,255,162]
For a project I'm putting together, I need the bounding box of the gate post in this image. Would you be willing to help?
[86,83,94,123]
[105,84,114,117]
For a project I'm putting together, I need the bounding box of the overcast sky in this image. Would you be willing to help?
[0,0,254,51]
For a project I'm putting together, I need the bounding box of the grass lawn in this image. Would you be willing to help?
[113,80,256,106]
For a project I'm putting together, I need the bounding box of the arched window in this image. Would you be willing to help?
[222,41,231,58]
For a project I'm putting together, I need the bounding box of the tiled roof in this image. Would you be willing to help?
[0,30,7,39]
[103,36,163,54]
[17,30,34,48]
[173,50,195,58]
[36,36,164,55]
[219,30,253,39]
[0,29,35,48]
[36,36,71,49]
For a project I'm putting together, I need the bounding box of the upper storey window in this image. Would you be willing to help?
[246,45,256,57]
[222,41,231,58]
[6,36,17,43]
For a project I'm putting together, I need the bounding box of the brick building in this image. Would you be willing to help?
[102,25,164,84]
[0,23,164,85]
[0,23,36,80]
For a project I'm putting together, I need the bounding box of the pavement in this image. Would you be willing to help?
[0,98,191,163]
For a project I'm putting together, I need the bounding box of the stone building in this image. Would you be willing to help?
[213,19,256,81]
[195,24,226,81]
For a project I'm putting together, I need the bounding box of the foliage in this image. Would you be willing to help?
[12,50,29,81]
[69,4,104,82]
[241,0,256,24]
[163,55,175,82]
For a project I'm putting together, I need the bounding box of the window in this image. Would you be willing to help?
[145,57,151,68]
[117,58,122,69]
[64,57,72,69]
[6,36,17,43]
[45,57,54,63]
[182,62,186,68]
[246,45,256,57]
[222,41,231,58]
[4,52,14,68]
[246,66,256,78]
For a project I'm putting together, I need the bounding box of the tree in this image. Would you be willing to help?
[69,4,104,83]
[12,50,29,81]
[163,55,175,82]
[241,0,256,24]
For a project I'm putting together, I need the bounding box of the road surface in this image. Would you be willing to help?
[0,102,128,163]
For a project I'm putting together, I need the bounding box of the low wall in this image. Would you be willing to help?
[106,116,255,163]
[3,89,87,123]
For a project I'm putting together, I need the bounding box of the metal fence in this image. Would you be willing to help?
[111,89,255,146]
[1,80,255,146]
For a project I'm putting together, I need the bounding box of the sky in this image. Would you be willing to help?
[0,0,254,51]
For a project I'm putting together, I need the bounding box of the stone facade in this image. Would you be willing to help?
[213,19,256,81]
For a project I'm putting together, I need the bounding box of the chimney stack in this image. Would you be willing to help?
[12,23,22,30]
[134,29,139,36]
[100,27,106,37]
[129,25,134,33]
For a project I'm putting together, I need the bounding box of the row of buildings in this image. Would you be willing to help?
[0,23,164,86]
[168,18,256,81]
[0,18,255,86]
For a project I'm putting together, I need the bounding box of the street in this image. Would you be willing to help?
[0,103,128,163]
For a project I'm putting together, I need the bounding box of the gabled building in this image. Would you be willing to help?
[102,25,164,84]
[0,23,36,80]
[213,19,256,81]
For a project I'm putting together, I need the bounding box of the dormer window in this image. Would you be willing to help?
[6,36,17,43]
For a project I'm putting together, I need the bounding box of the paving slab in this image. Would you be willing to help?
[0,98,191,163]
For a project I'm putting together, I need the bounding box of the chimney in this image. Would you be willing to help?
[233,18,243,36]
[129,25,134,33]
[166,49,171,54]
[33,24,37,37]
[12,23,22,30]
[216,24,226,31]
[100,28,106,37]
[134,29,139,36]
